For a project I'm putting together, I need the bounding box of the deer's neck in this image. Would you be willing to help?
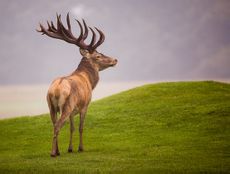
[73,57,99,90]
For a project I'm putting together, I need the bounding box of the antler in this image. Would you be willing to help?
[37,13,105,52]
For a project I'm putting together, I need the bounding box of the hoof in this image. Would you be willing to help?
[78,147,84,152]
[68,148,73,153]
[50,153,57,157]
[51,151,60,157]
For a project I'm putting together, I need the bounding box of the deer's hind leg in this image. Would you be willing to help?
[47,95,60,156]
[50,110,61,156]
[51,101,74,157]
[51,111,70,157]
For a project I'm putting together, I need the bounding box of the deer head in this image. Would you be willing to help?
[37,13,117,71]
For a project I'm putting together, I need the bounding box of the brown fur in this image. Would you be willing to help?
[47,49,117,157]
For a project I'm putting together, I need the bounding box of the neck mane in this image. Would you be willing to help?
[72,57,99,89]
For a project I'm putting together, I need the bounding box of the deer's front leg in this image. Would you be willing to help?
[68,115,75,152]
[78,110,86,152]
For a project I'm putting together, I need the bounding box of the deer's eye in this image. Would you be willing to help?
[96,55,101,58]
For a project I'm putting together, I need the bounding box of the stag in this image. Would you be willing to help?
[37,13,117,157]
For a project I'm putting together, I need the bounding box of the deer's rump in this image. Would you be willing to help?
[47,77,92,114]
[47,78,71,114]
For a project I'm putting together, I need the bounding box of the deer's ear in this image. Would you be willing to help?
[79,49,90,58]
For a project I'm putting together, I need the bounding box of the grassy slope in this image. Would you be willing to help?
[0,81,229,173]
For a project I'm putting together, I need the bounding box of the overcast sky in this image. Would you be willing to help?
[0,0,230,85]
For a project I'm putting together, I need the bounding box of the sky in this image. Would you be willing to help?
[0,0,230,85]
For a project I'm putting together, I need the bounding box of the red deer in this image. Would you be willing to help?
[37,13,117,157]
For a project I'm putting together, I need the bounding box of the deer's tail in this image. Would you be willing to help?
[47,93,58,125]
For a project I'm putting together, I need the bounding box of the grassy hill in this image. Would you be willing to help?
[0,81,229,173]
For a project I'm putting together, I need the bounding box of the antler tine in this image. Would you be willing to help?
[47,21,55,33]
[82,19,89,40]
[46,21,51,31]
[89,27,96,48]
[50,21,57,32]
[75,19,84,42]
[92,27,105,50]
[56,13,61,31]
[66,13,75,38]
[36,23,43,33]
[66,12,71,30]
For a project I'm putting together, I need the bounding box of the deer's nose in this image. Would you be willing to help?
[111,59,117,67]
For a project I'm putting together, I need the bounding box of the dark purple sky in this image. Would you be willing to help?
[0,0,230,85]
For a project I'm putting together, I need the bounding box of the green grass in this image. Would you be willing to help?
[0,81,230,173]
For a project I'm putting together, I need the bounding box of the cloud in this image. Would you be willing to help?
[193,45,230,78]
[70,4,92,18]
[0,0,230,85]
